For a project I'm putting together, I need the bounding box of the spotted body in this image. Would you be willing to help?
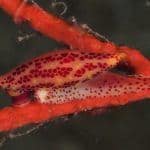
[0,50,125,97]
[35,73,150,104]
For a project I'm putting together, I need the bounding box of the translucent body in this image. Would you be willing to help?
[35,73,150,104]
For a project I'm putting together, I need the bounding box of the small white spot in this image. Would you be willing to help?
[36,88,49,103]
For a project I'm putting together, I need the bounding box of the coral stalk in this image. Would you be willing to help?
[0,0,116,53]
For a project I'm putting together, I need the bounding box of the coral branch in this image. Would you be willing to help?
[0,0,116,53]
[120,46,150,76]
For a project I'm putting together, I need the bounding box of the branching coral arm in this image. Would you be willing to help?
[0,0,116,53]
[119,46,150,76]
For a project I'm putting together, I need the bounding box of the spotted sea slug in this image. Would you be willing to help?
[0,50,125,105]
[35,73,150,104]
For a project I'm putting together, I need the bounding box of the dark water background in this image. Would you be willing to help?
[0,0,150,149]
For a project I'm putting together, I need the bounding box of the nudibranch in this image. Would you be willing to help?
[35,73,150,104]
[0,50,125,106]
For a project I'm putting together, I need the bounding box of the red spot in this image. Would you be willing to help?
[74,68,85,77]
[79,56,85,61]
[84,63,97,71]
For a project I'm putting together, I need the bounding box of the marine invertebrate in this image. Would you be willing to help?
[35,73,150,104]
[0,50,125,105]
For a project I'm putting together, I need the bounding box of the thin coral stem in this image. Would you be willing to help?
[0,0,149,76]
[0,92,148,132]
[0,0,116,53]
[119,46,150,76]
